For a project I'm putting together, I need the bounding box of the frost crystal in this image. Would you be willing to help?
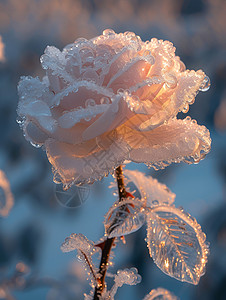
[146,206,209,284]
[17,29,211,188]
[109,268,141,299]
[61,233,98,288]
[114,267,141,286]
[61,233,96,254]
[0,170,14,217]
[143,288,178,300]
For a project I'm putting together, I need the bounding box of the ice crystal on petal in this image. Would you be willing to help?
[17,30,211,186]
[146,206,209,284]
[143,288,178,300]
[104,199,145,238]
[0,170,14,217]
[124,170,175,207]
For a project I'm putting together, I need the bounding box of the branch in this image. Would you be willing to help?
[93,165,127,299]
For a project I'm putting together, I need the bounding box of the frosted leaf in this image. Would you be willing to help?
[61,233,96,255]
[0,170,14,217]
[104,199,145,238]
[124,170,175,207]
[143,288,178,300]
[109,268,141,299]
[146,206,209,284]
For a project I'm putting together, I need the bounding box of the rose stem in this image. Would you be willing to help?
[93,165,127,299]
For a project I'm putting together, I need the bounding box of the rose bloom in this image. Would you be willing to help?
[17,29,211,189]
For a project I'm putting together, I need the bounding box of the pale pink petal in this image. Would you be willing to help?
[40,46,73,84]
[52,123,88,145]
[82,94,133,141]
[128,70,207,131]
[103,47,135,86]
[107,58,152,92]
[24,122,49,146]
[52,80,113,109]
[58,85,112,111]
[45,136,129,188]
[118,117,211,168]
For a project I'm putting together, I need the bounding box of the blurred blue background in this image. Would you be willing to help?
[0,0,226,299]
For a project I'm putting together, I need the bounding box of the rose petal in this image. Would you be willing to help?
[53,81,113,109]
[45,136,129,188]
[82,94,133,141]
[107,58,152,92]
[52,123,88,145]
[129,70,206,131]
[24,121,49,146]
[103,47,135,86]
[117,117,211,168]
[58,104,110,129]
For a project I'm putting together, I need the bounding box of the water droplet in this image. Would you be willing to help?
[152,200,159,206]
[199,76,210,92]
[100,97,110,105]
[117,88,124,94]
[165,74,177,89]
[124,31,136,39]
[16,116,24,125]
[74,38,87,47]
[103,29,115,36]
[85,99,96,107]
[84,117,91,121]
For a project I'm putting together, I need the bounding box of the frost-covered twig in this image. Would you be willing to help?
[93,165,127,299]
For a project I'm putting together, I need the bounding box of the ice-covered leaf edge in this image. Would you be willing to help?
[123,169,175,207]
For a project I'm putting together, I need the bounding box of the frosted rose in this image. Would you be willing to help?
[17,29,211,188]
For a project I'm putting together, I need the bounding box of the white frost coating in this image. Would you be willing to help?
[124,170,175,207]
[0,36,5,62]
[109,268,141,299]
[0,171,14,217]
[61,233,96,255]
[61,234,99,288]
[143,288,178,300]
[104,198,146,238]
[17,29,211,188]
[146,206,209,285]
